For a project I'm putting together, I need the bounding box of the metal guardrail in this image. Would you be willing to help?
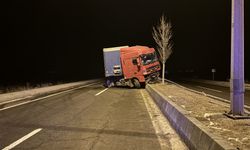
[163,79,250,112]
[180,78,250,90]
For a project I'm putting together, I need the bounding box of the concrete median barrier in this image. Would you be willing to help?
[146,84,236,150]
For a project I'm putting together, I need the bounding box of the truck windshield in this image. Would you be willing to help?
[141,52,157,65]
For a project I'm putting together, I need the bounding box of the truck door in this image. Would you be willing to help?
[123,57,140,79]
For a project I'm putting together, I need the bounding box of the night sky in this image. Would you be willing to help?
[0,0,249,85]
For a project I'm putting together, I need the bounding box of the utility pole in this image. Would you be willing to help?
[230,0,244,115]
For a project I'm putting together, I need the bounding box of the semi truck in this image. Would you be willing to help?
[103,46,161,88]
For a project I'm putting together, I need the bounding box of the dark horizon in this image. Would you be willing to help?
[0,0,249,86]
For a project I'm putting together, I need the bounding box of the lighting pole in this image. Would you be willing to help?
[230,0,244,115]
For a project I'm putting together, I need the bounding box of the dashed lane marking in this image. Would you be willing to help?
[95,88,109,96]
[2,128,42,150]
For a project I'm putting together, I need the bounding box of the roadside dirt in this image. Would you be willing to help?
[152,83,250,150]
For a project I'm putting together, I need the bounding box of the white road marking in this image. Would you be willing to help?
[140,90,188,150]
[2,128,42,150]
[0,96,32,105]
[0,82,99,112]
[95,88,108,96]
[196,86,223,93]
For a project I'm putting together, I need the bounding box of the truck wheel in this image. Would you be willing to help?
[128,80,134,88]
[110,82,115,87]
[106,79,114,87]
[133,79,141,88]
[104,80,109,87]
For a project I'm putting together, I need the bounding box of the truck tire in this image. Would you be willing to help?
[128,80,134,88]
[106,79,114,87]
[104,80,109,87]
[133,79,141,89]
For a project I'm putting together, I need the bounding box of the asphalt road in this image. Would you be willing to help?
[0,84,185,150]
[174,80,250,106]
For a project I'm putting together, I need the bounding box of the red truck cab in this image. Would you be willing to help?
[120,46,160,87]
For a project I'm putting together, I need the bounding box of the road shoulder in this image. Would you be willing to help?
[140,90,188,150]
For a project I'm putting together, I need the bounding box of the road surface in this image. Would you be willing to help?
[174,80,250,106]
[0,83,185,150]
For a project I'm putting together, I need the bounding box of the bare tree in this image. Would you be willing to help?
[152,15,173,84]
